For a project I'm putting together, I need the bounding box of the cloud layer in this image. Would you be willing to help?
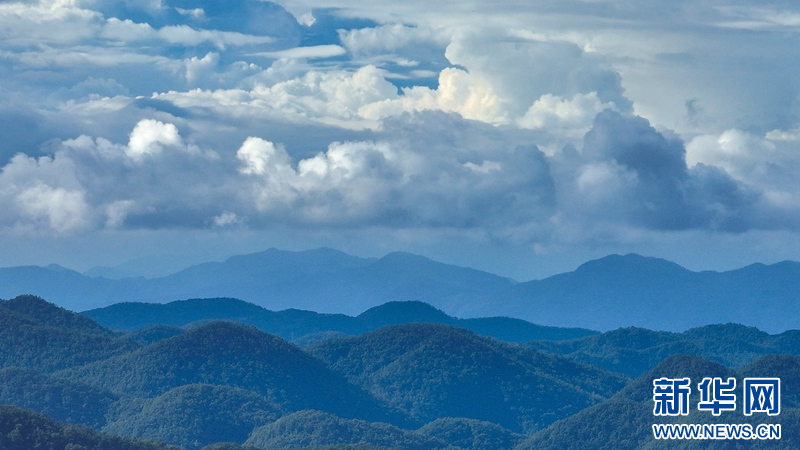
[1,0,800,276]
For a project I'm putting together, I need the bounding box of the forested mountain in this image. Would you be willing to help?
[0,295,138,372]
[0,405,180,450]
[244,410,453,450]
[515,354,800,449]
[4,248,800,332]
[2,294,799,450]
[0,367,118,429]
[525,323,800,377]
[104,384,281,449]
[85,298,595,343]
[307,323,629,432]
[417,418,524,450]
[56,321,401,425]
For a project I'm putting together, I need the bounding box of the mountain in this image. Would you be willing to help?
[0,405,180,450]
[0,247,513,315]
[0,367,119,429]
[524,322,800,377]
[0,295,138,372]
[417,417,524,450]
[56,321,401,424]
[307,323,629,432]
[500,253,800,332]
[4,249,800,332]
[85,298,596,343]
[243,410,452,450]
[103,384,281,449]
[515,354,800,449]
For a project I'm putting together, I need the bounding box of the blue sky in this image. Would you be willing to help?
[1,0,799,280]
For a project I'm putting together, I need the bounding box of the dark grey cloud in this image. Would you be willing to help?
[575,110,759,231]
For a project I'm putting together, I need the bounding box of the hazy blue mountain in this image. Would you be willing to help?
[524,322,800,377]
[85,298,596,343]
[4,249,800,331]
[307,323,629,432]
[502,253,800,332]
[1,247,514,315]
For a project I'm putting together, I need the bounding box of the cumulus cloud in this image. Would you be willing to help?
[2,0,800,273]
[157,65,400,128]
[564,110,761,231]
[0,113,558,236]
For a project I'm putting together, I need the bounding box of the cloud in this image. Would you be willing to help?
[126,119,183,159]
[252,44,346,59]
[564,110,761,231]
[157,64,400,128]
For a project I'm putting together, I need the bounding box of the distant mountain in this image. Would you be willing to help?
[85,298,596,343]
[0,247,513,315]
[307,323,629,432]
[524,322,800,377]
[500,253,800,332]
[4,248,800,331]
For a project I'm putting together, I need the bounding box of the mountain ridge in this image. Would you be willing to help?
[3,249,800,331]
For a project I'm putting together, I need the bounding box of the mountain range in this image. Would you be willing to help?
[1,294,798,449]
[2,248,799,332]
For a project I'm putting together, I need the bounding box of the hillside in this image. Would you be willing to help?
[515,354,800,449]
[307,323,629,432]
[0,295,138,372]
[244,410,452,450]
[0,405,180,450]
[525,322,800,377]
[104,384,281,449]
[56,321,400,425]
[0,367,118,429]
[417,417,524,450]
[3,295,799,449]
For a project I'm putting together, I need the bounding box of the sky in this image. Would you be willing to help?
[1,0,800,281]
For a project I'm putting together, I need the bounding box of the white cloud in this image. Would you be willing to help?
[252,45,347,59]
[15,183,90,233]
[518,92,616,135]
[126,119,182,160]
[338,23,446,55]
[158,65,400,128]
[360,67,508,124]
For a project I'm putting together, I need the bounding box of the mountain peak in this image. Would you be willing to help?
[575,253,688,275]
[357,301,454,328]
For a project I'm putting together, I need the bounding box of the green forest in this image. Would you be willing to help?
[1,295,798,449]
